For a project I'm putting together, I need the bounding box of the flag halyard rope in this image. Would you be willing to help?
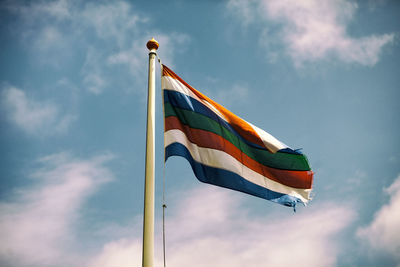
[159,57,167,267]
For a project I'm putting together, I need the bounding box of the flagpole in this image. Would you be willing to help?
[142,38,159,267]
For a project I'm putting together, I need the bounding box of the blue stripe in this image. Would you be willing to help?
[164,89,302,155]
[164,89,220,122]
[165,142,303,209]
[164,89,265,150]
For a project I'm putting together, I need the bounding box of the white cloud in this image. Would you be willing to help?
[89,187,355,267]
[106,39,146,83]
[87,239,143,267]
[228,0,394,67]
[80,1,144,47]
[77,2,189,94]
[357,175,400,263]
[0,166,356,267]
[199,77,250,108]
[83,73,107,95]
[2,86,76,135]
[5,0,71,23]
[34,26,64,50]
[0,152,114,267]
[7,0,189,95]
[107,32,190,88]
[81,47,108,95]
[211,83,249,107]
[226,0,258,26]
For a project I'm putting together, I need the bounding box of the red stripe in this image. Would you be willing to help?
[165,116,313,189]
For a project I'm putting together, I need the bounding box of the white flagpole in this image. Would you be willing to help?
[142,38,159,267]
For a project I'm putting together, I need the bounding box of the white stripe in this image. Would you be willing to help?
[162,76,203,103]
[163,75,288,153]
[162,76,228,121]
[248,122,287,153]
[165,129,311,202]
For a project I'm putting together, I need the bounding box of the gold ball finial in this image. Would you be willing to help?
[146,38,159,51]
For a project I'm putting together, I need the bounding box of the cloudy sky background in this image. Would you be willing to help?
[0,0,399,266]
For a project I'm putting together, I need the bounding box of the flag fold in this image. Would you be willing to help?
[162,65,313,209]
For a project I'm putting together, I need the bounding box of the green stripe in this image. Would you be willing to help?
[164,103,311,171]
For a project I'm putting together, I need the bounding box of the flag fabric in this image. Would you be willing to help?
[162,65,313,209]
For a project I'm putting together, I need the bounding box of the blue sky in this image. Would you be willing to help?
[0,0,399,266]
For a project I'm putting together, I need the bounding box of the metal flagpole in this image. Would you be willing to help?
[142,38,159,267]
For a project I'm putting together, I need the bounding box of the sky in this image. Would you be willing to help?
[0,0,399,266]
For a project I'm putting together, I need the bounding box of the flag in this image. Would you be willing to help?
[162,65,313,209]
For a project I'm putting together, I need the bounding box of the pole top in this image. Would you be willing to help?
[146,38,159,51]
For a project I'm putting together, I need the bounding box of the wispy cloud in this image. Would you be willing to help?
[79,1,145,48]
[201,81,250,109]
[0,152,114,267]
[226,0,258,27]
[228,0,394,67]
[81,47,108,95]
[2,86,76,135]
[6,0,190,95]
[0,165,359,267]
[33,26,64,51]
[5,0,71,22]
[357,175,400,264]
[106,32,190,92]
[89,187,356,267]
[87,239,143,267]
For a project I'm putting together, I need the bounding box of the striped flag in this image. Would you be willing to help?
[162,65,313,209]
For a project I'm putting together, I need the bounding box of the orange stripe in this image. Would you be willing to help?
[165,116,313,189]
[163,65,267,149]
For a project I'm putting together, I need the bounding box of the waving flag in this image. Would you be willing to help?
[162,65,313,209]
